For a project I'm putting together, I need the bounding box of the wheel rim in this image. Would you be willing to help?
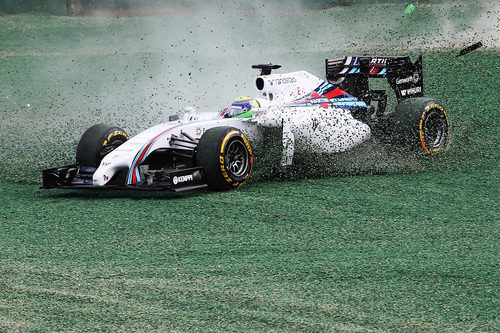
[423,109,448,150]
[225,139,249,177]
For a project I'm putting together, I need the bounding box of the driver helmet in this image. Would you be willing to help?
[224,96,260,118]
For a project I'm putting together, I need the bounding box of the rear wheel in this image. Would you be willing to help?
[390,98,450,156]
[76,124,129,167]
[196,127,253,191]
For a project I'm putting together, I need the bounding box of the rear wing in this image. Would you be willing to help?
[326,55,424,102]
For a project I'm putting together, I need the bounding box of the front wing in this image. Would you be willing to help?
[42,165,208,192]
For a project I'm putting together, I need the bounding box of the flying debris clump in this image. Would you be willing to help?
[404,4,415,15]
[456,41,484,57]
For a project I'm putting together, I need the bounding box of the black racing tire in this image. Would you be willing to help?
[196,127,253,191]
[390,98,450,156]
[76,124,129,167]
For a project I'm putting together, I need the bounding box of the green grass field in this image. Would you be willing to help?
[1,2,499,331]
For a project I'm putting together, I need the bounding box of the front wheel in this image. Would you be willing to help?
[76,124,129,167]
[196,127,253,191]
[390,98,450,156]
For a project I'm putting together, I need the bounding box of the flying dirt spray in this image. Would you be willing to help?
[0,1,498,184]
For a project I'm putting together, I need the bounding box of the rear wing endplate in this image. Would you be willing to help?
[326,55,424,102]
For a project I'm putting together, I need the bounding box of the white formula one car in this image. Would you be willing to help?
[43,55,450,191]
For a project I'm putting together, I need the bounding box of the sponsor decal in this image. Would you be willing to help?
[369,57,388,65]
[349,57,388,65]
[396,73,421,85]
[268,77,297,86]
[309,92,329,109]
[401,86,422,96]
[173,174,193,185]
[310,97,330,105]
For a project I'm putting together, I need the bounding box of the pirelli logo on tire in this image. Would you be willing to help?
[102,130,129,147]
[219,155,232,184]
[241,134,253,155]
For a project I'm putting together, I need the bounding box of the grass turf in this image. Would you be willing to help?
[1,167,498,331]
[0,2,499,331]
